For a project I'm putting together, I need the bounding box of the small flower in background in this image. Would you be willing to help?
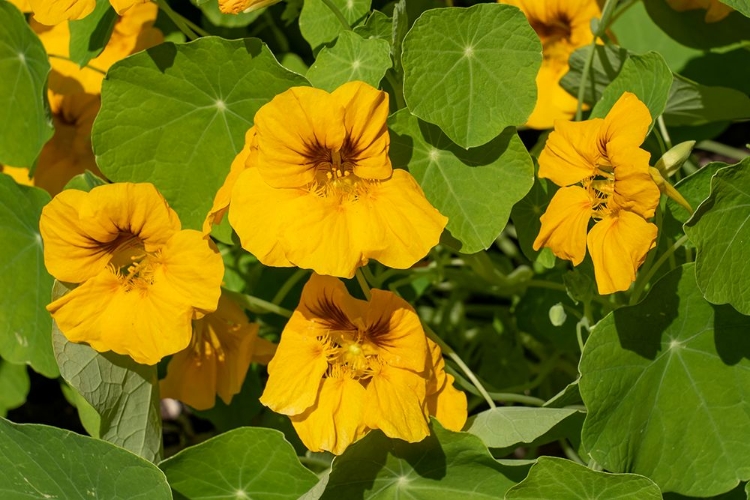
[28,0,148,25]
[532,92,661,294]
[665,0,733,22]
[219,0,281,15]
[160,292,277,410]
[41,183,224,365]
[498,0,601,129]
[260,274,467,455]
[212,81,447,278]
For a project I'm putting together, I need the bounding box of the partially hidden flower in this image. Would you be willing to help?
[207,81,448,278]
[498,0,601,129]
[29,0,148,25]
[665,0,733,22]
[160,292,277,410]
[219,0,280,14]
[260,274,467,455]
[41,183,224,365]
[8,0,30,12]
[532,92,661,294]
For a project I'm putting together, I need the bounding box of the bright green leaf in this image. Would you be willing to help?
[465,407,582,450]
[321,421,529,499]
[401,4,541,148]
[665,161,723,225]
[391,0,407,74]
[299,0,371,51]
[307,31,392,91]
[590,51,672,128]
[559,44,628,107]
[60,381,102,437]
[0,417,171,499]
[0,1,54,167]
[389,109,534,254]
[580,264,750,496]
[0,360,29,417]
[92,37,308,232]
[160,427,318,500]
[544,380,582,408]
[664,74,750,126]
[353,10,392,41]
[68,0,117,66]
[506,457,662,500]
[0,176,58,378]
[684,159,750,314]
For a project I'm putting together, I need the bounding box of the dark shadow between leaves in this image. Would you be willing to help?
[713,303,750,365]
[148,43,178,73]
[241,38,264,58]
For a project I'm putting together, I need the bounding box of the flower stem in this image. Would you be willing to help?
[447,366,546,406]
[320,0,351,30]
[155,0,206,40]
[272,269,308,305]
[225,289,293,318]
[697,140,750,161]
[657,115,673,150]
[630,234,689,304]
[355,269,372,300]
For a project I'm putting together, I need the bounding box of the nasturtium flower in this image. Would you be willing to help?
[260,274,467,455]
[216,81,447,278]
[666,0,733,22]
[29,0,147,25]
[9,0,30,12]
[160,293,276,410]
[498,0,601,129]
[219,0,280,14]
[41,183,224,365]
[533,92,660,294]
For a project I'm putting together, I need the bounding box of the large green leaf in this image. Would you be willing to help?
[388,109,534,254]
[0,176,58,378]
[0,417,171,499]
[665,161,723,226]
[401,4,541,148]
[68,0,117,67]
[559,44,628,107]
[52,287,162,463]
[92,37,308,232]
[160,427,318,499]
[320,421,529,499]
[299,0,371,51]
[721,0,750,17]
[0,360,29,417]
[0,0,54,167]
[505,457,662,500]
[465,407,583,450]
[580,264,750,496]
[307,31,392,92]
[663,74,750,126]
[590,52,672,128]
[684,159,750,314]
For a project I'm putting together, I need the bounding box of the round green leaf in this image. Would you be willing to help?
[465,407,582,450]
[0,417,171,499]
[160,427,318,500]
[580,264,750,496]
[664,74,750,126]
[320,421,529,499]
[307,31,392,92]
[389,109,534,253]
[0,360,29,417]
[560,44,628,107]
[401,4,541,149]
[299,0,371,51]
[0,0,54,167]
[92,37,308,232]
[506,457,662,500]
[0,176,58,378]
[684,158,750,314]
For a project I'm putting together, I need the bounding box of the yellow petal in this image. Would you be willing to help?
[331,81,392,180]
[425,339,467,432]
[160,348,218,411]
[538,118,603,186]
[254,87,346,188]
[365,364,429,442]
[525,60,578,130]
[109,0,148,15]
[610,148,660,219]
[290,376,368,455]
[600,92,652,155]
[29,0,95,24]
[1,166,33,186]
[297,274,367,328]
[586,211,658,295]
[8,0,31,12]
[219,0,281,14]
[251,337,277,365]
[533,186,592,265]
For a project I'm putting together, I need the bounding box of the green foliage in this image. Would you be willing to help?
[506,457,663,499]
[401,4,541,148]
[560,44,628,107]
[92,37,308,232]
[664,75,750,126]
[0,177,57,378]
[389,109,534,253]
[0,417,172,499]
[352,10,392,41]
[0,0,53,168]
[721,0,750,17]
[465,407,583,450]
[299,0,371,51]
[685,159,750,314]
[307,31,391,91]
[68,0,117,66]
[580,264,750,496]
[160,427,318,499]
[0,360,29,417]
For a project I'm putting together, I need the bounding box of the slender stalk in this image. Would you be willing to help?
[225,289,293,318]
[384,70,406,109]
[697,140,750,160]
[272,269,308,305]
[47,54,106,75]
[320,0,351,30]
[630,234,689,304]
[156,0,198,40]
[447,367,546,406]
[657,115,673,150]
[560,439,586,465]
[355,269,372,300]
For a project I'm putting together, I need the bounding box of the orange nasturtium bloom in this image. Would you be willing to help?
[41,183,224,365]
[28,0,147,25]
[161,293,277,410]
[260,274,467,455]
[219,0,280,14]
[206,81,447,278]
[532,92,660,295]
[498,0,601,129]
[665,0,733,22]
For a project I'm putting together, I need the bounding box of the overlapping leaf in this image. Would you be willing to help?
[68,0,117,66]
[307,31,391,91]
[299,0,371,51]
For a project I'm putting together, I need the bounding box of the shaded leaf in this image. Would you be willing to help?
[0,360,29,417]
[465,407,583,450]
[68,0,117,66]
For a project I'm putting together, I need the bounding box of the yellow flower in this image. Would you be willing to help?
[160,293,276,410]
[498,0,601,129]
[532,92,660,294]
[219,0,280,14]
[215,81,447,278]
[41,183,224,365]
[260,274,466,455]
[665,0,733,22]
[8,0,31,12]
[29,0,148,25]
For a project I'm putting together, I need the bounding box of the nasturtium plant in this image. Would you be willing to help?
[2,0,750,497]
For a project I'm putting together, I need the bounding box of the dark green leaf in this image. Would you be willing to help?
[560,44,628,106]
[68,0,117,66]
[0,360,29,417]
[465,407,583,450]
[664,74,750,126]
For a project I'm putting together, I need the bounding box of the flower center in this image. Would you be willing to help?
[532,14,573,60]
[189,318,227,364]
[107,235,160,293]
[307,142,373,201]
[585,163,616,220]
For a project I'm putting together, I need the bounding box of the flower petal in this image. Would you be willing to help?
[611,147,660,219]
[29,0,95,25]
[365,364,429,442]
[160,348,218,411]
[424,339,467,432]
[109,0,148,15]
[538,118,603,186]
[587,210,658,295]
[525,60,578,130]
[600,91,652,155]
[533,186,592,265]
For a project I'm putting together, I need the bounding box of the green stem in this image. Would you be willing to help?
[298,456,332,470]
[447,366,546,406]
[155,0,198,40]
[355,269,372,300]
[560,439,586,465]
[225,289,293,318]
[608,0,639,26]
[657,115,673,151]
[320,0,351,30]
[272,269,308,305]
[697,140,750,161]
[630,234,689,304]
[47,54,106,75]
